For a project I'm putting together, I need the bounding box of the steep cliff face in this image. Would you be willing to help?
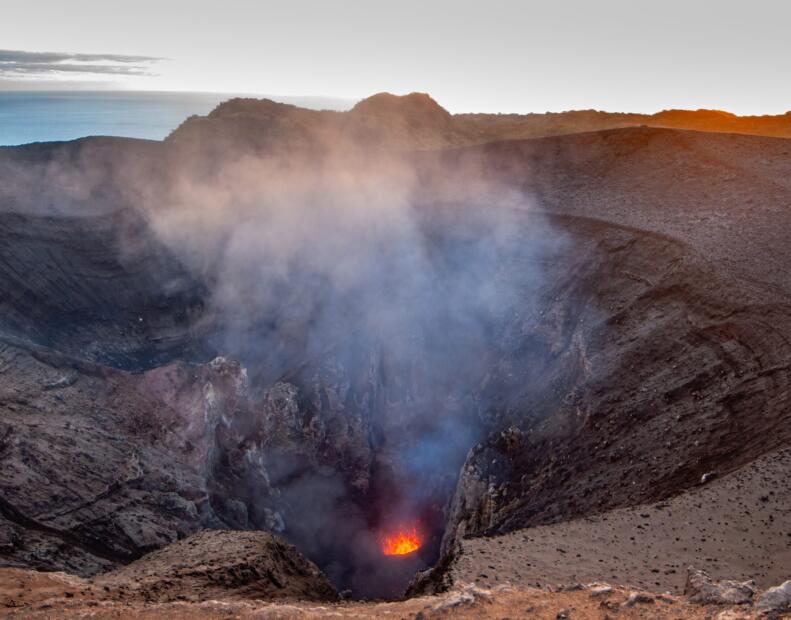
[438,217,791,554]
[0,210,210,369]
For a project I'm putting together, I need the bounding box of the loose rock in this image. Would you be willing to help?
[756,580,791,613]
[622,591,654,607]
[684,566,756,605]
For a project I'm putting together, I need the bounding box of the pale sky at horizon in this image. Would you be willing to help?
[2,0,791,115]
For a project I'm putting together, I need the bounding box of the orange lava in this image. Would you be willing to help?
[381,526,422,556]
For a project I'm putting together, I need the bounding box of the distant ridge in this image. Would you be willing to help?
[167,92,791,153]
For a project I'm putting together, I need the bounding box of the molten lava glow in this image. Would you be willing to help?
[381,526,422,556]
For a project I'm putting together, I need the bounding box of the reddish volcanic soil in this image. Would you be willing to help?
[0,577,763,619]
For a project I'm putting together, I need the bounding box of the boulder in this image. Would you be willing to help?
[756,580,791,613]
[684,566,755,605]
[623,591,654,607]
[431,583,492,611]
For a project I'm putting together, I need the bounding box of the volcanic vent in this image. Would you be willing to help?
[183,196,567,598]
[381,526,422,557]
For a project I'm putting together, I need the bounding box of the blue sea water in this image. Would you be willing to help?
[0,91,232,146]
[0,91,355,146]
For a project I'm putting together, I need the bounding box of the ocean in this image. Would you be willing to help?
[0,91,354,146]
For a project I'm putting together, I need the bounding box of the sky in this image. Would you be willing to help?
[2,0,791,114]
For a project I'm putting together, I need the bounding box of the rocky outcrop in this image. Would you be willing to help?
[346,92,464,149]
[97,529,338,602]
[0,343,238,575]
[756,580,791,613]
[0,337,376,577]
[684,567,756,605]
[439,443,507,560]
[165,91,467,166]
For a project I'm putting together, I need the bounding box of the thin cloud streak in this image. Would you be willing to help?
[0,49,162,79]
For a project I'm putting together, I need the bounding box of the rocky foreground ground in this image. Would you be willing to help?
[2,569,790,619]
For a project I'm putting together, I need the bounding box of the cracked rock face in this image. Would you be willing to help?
[0,344,223,575]
[0,341,377,577]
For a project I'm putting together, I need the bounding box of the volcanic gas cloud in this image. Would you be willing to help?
[95,120,558,598]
